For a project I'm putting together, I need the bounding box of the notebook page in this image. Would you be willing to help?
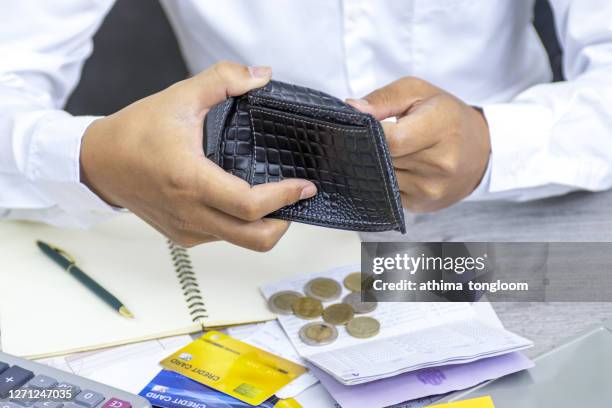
[188,222,360,327]
[0,214,197,358]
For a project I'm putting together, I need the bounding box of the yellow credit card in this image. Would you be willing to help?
[429,396,495,407]
[274,399,302,408]
[160,331,308,406]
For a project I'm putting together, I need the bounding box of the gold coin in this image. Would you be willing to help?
[343,272,362,292]
[292,296,324,319]
[299,322,338,346]
[346,316,381,339]
[304,278,341,301]
[268,291,303,315]
[342,292,377,314]
[322,303,355,325]
[361,275,376,291]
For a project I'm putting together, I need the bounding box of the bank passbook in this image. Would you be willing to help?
[160,331,307,405]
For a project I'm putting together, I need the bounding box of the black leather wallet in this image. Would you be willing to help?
[203,80,406,233]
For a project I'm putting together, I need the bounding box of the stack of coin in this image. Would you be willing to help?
[267,273,382,345]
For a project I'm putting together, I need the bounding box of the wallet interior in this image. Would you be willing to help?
[204,84,406,233]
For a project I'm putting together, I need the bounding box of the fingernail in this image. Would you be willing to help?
[299,184,317,200]
[248,66,272,78]
[347,98,369,107]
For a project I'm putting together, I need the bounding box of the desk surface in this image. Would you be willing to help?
[2,302,612,407]
[491,302,612,358]
[440,319,612,406]
[3,303,612,355]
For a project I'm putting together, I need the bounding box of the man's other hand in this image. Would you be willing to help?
[80,61,317,250]
[348,77,490,212]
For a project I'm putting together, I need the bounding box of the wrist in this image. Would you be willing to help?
[470,105,492,192]
[80,117,122,208]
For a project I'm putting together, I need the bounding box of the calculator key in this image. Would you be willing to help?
[101,398,130,408]
[10,387,39,407]
[0,362,9,374]
[0,402,22,408]
[12,400,37,407]
[28,376,58,390]
[11,395,37,406]
[33,403,63,408]
[74,390,104,408]
[62,404,81,408]
[0,366,34,398]
[54,384,80,400]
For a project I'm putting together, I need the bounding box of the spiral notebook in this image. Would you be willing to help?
[0,214,359,358]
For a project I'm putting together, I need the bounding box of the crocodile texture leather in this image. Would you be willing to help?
[204,80,406,233]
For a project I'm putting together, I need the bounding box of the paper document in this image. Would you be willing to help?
[226,322,265,339]
[234,321,319,398]
[38,335,192,393]
[310,352,532,408]
[261,265,533,385]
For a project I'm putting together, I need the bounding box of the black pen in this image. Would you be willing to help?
[36,240,134,319]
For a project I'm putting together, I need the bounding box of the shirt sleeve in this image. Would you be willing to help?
[0,0,119,228]
[473,0,612,202]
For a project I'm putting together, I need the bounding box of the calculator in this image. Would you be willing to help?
[0,352,151,408]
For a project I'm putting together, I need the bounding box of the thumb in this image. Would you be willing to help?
[188,61,272,109]
[346,77,439,120]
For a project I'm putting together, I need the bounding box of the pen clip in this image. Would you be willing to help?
[49,244,77,265]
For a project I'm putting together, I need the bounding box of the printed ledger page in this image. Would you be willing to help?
[261,265,532,384]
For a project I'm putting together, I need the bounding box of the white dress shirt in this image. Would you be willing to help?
[1,0,612,227]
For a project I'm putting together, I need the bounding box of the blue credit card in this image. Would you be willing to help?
[139,370,279,408]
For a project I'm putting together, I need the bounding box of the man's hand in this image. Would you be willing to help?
[80,61,317,250]
[348,77,490,212]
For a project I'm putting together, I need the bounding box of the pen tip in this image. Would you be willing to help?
[119,306,134,319]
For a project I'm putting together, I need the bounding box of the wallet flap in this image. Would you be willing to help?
[204,98,235,162]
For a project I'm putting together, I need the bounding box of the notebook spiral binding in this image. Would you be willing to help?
[168,240,208,325]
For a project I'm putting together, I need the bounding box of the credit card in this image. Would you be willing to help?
[160,331,308,406]
[139,369,279,408]
[429,396,495,408]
